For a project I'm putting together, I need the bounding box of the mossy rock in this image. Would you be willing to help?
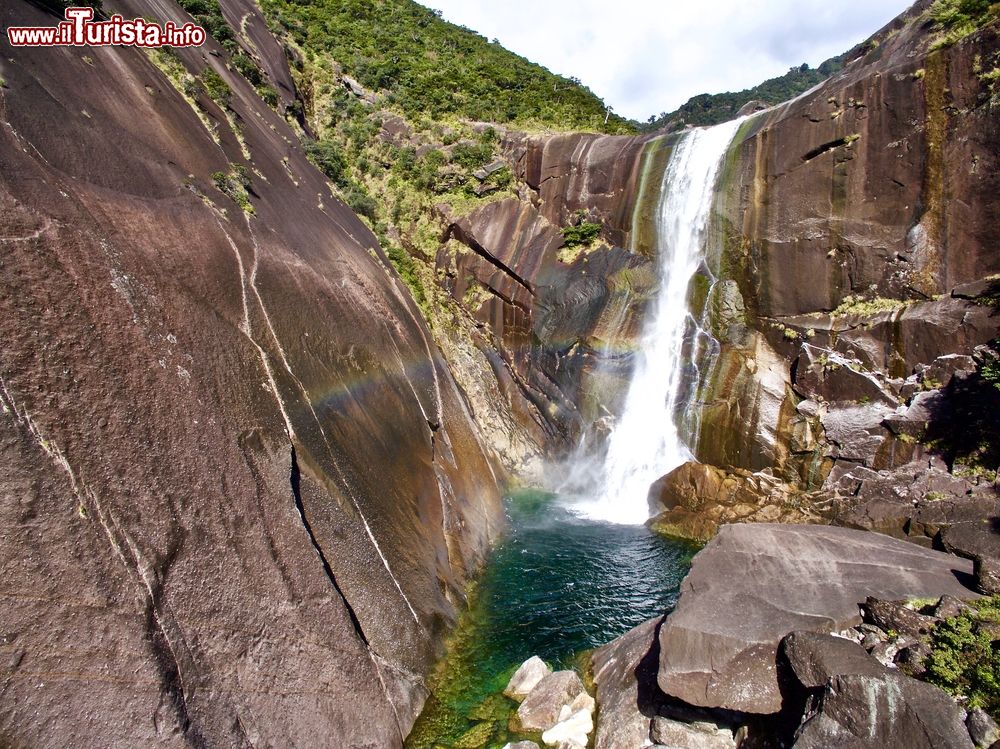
[467,693,514,723]
[451,721,495,749]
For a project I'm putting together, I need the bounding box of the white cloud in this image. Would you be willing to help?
[418,0,912,120]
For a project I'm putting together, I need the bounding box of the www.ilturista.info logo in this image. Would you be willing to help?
[7,7,206,47]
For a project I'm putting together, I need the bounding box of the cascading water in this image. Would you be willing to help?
[410,119,750,749]
[573,118,745,524]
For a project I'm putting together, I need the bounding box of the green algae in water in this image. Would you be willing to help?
[406,489,696,748]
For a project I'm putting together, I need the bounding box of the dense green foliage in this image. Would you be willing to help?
[177,0,236,51]
[211,164,254,214]
[259,0,633,133]
[927,595,1000,715]
[200,68,231,108]
[641,56,845,132]
[931,0,1000,47]
[561,221,602,248]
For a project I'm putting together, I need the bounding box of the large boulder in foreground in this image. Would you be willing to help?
[793,672,974,749]
[591,616,662,749]
[658,524,976,714]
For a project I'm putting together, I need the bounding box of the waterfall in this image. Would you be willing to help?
[572,118,744,524]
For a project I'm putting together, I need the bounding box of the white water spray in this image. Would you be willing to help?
[574,118,744,524]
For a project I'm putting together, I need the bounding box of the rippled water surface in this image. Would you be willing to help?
[406,489,695,749]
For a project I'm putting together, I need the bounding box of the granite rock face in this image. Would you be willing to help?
[592,616,663,749]
[793,672,975,749]
[692,2,1000,484]
[657,524,976,714]
[647,462,833,542]
[435,132,664,465]
[781,631,887,689]
[0,1,503,745]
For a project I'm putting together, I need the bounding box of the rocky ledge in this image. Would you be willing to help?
[592,523,995,748]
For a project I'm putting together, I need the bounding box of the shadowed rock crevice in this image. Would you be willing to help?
[288,444,369,647]
[800,135,856,163]
[446,222,536,297]
[145,597,208,749]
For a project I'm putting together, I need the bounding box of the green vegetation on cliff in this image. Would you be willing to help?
[260,0,633,134]
[930,0,1000,48]
[640,56,845,132]
[927,595,1000,716]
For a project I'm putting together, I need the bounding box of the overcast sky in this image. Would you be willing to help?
[419,0,912,121]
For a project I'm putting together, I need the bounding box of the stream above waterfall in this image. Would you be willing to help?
[405,490,695,749]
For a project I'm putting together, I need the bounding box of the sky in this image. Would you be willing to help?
[418,0,913,121]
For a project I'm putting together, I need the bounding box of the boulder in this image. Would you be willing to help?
[592,617,662,749]
[895,641,932,677]
[650,716,736,749]
[541,708,593,748]
[883,390,947,439]
[793,672,974,749]
[502,743,540,749]
[821,403,894,465]
[516,671,588,732]
[781,631,887,689]
[861,597,939,638]
[966,708,1000,748]
[506,656,552,701]
[832,466,998,542]
[934,595,977,620]
[658,524,976,714]
[647,462,831,543]
[942,521,1000,595]
[920,354,977,389]
[736,99,771,117]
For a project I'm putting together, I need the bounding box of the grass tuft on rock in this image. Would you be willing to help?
[930,0,1000,49]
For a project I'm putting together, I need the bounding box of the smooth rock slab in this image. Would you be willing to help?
[591,616,662,749]
[793,672,974,749]
[517,670,588,731]
[658,524,976,713]
[506,656,552,701]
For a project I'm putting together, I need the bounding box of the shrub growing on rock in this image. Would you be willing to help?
[926,594,1000,716]
[561,222,601,248]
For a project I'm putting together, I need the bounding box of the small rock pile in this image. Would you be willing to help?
[501,656,595,749]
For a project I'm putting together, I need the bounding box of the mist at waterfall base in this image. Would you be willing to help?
[559,117,746,525]
[407,121,743,747]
